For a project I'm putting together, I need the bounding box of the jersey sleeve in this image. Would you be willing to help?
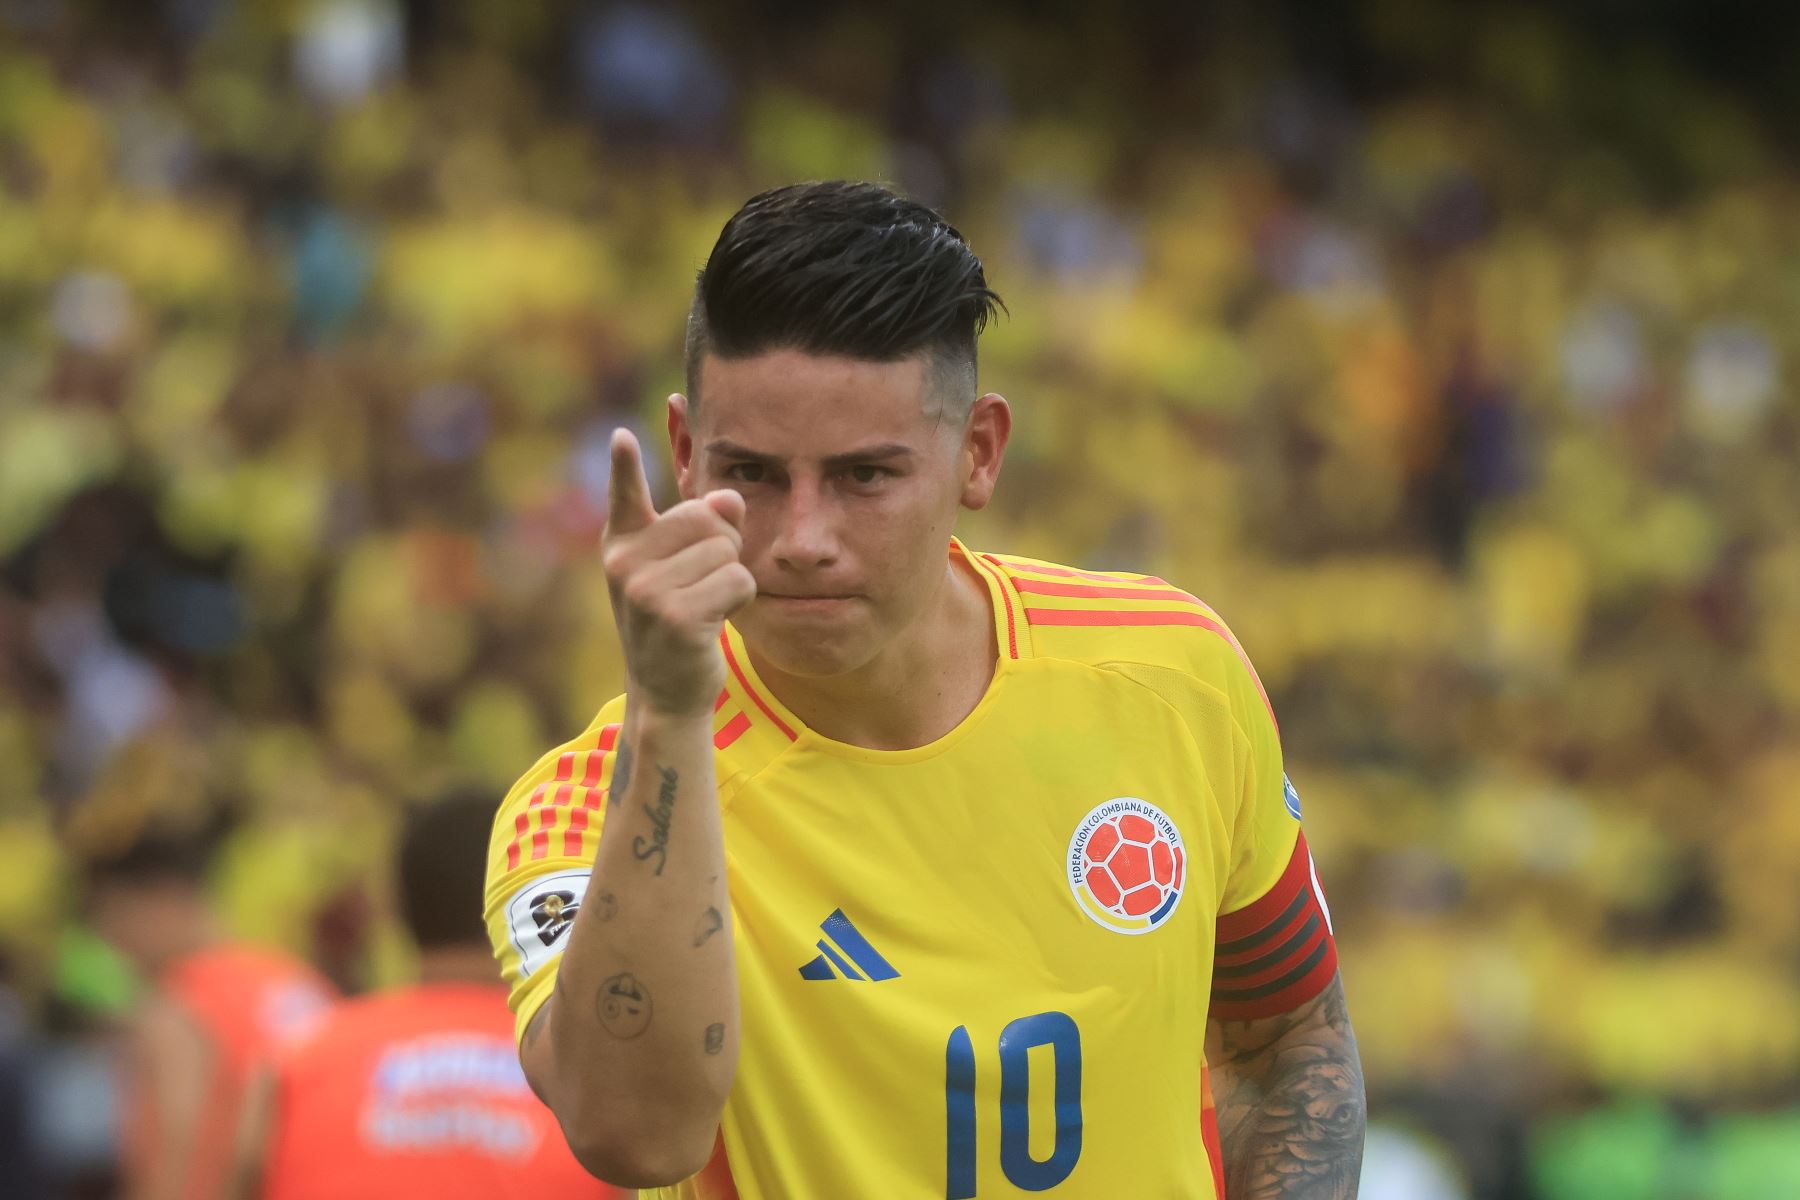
[484,694,628,1047]
[1207,631,1339,1022]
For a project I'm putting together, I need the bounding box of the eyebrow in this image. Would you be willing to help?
[704,439,917,470]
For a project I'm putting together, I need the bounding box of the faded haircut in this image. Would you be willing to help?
[685,180,1004,417]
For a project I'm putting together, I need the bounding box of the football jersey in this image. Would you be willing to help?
[485,539,1339,1199]
[260,982,623,1200]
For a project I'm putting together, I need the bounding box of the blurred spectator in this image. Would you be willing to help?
[245,791,622,1200]
[74,795,336,1200]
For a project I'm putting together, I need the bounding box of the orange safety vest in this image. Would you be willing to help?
[261,982,622,1200]
[125,943,336,1198]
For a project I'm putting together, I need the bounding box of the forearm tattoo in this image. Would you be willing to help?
[703,1023,725,1055]
[1210,977,1366,1200]
[609,741,634,805]
[693,905,723,946]
[631,766,678,874]
[596,972,654,1039]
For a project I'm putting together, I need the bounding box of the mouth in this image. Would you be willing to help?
[758,592,861,612]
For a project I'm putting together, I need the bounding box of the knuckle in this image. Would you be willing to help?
[621,578,659,611]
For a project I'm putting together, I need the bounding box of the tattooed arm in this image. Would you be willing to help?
[521,708,737,1188]
[520,429,746,1188]
[1206,974,1366,1200]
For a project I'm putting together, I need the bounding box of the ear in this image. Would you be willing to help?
[668,393,698,501]
[958,393,1011,511]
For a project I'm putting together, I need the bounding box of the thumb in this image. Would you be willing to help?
[604,428,658,536]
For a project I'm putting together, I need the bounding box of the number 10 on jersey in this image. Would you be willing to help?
[945,1011,1083,1197]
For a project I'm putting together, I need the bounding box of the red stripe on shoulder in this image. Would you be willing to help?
[562,808,589,858]
[968,551,1019,659]
[1023,603,1278,732]
[506,812,529,871]
[1025,607,1215,628]
[1012,577,1199,603]
[984,555,1159,584]
[720,632,798,741]
[714,711,752,750]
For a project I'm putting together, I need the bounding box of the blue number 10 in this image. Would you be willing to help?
[945,1011,1083,1197]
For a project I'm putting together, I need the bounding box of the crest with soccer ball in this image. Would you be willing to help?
[1066,798,1187,935]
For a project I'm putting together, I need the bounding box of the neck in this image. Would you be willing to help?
[416,945,504,987]
[750,552,997,751]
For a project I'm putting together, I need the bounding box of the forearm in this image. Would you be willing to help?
[529,707,737,1183]
[1209,977,1366,1200]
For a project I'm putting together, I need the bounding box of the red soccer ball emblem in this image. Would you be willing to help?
[1081,810,1185,920]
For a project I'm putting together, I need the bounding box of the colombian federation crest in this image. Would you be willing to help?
[1067,798,1186,935]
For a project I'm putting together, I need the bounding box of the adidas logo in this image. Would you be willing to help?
[797,909,900,982]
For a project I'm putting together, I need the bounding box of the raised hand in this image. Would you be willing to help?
[600,429,757,718]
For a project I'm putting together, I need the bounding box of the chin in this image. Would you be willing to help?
[737,607,876,679]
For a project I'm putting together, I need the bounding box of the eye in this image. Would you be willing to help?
[848,465,887,485]
[724,462,767,484]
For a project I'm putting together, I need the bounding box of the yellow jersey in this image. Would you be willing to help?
[485,540,1339,1199]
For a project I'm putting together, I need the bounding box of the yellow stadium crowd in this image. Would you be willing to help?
[0,3,1795,1197]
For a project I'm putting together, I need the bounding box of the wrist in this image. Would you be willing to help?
[627,699,720,732]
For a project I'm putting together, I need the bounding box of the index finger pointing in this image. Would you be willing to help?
[605,428,658,535]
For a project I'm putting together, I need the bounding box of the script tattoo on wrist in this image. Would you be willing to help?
[704,1023,725,1055]
[693,905,724,947]
[609,741,633,805]
[596,972,653,1039]
[631,766,678,875]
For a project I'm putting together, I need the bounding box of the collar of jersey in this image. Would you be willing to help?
[714,537,1030,765]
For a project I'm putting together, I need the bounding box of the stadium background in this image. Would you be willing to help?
[2,0,1798,1196]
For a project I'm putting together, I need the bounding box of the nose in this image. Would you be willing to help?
[770,478,840,573]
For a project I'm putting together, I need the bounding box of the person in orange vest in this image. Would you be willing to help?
[245,791,627,1200]
[83,815,337,1200]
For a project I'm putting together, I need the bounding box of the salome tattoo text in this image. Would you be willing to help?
[632,766,679,875]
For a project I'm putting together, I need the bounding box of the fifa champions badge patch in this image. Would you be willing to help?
[1067,797,1186,935]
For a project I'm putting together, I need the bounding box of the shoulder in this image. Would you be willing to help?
[978,549,1270,713]
[494,695,630,814]
[488,694,630,869]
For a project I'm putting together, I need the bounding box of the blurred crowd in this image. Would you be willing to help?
[1,1,1797,1197]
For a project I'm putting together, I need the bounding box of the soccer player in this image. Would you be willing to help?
[485,180,1366,1198]
[82,818,336,1200]
[247,792,624,1200]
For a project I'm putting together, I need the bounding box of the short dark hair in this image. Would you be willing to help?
[685,180,1004,412]
[81,816,224,891]
[396,790,496,951]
